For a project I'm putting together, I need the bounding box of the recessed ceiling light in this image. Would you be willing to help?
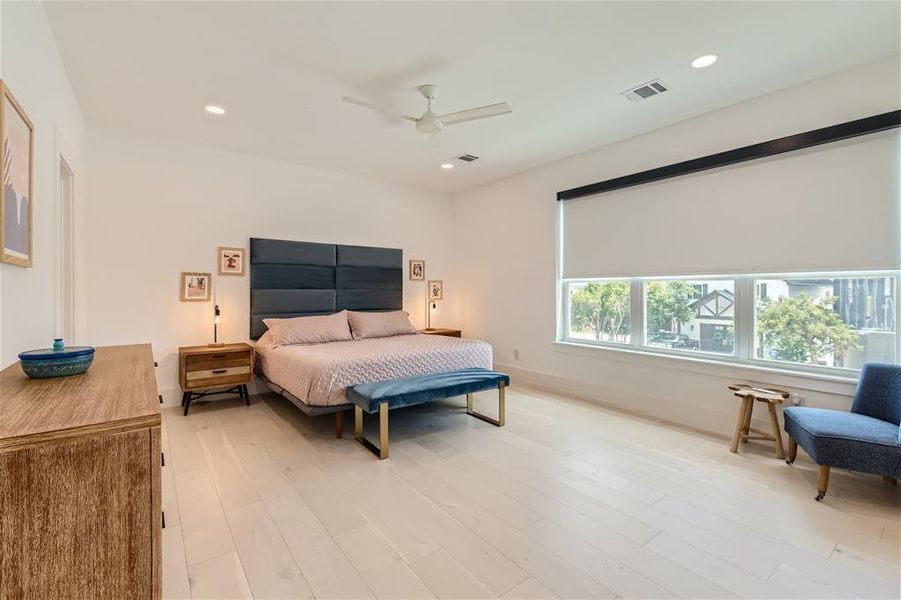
[691,54,718,69]
[204,105,226,115]
[441,163,454,170]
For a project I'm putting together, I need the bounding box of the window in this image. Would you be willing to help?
[566,280,631,344]
[755,276,896,370]
[645,279,734,355]
[560,271,898,376]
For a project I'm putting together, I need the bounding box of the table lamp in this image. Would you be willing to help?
[210,304,224,347]
[426,300,437,330]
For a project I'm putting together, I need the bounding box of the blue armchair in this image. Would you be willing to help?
[783,363,901,501]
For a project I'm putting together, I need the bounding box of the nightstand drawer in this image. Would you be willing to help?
[185,352,252,371]
[186,365,251,381]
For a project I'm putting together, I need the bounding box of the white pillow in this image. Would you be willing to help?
[347,310,417,340]
[263,311,352,346]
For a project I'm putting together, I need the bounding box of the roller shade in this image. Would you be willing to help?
[561,131,900,279]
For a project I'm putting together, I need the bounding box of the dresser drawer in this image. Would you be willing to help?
[185,351,251,371]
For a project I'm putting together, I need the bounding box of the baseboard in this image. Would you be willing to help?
[158,380,272,409]
[495,361,752,439]
[157,385,181,408]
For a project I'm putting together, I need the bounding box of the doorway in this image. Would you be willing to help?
[59,156,75,342]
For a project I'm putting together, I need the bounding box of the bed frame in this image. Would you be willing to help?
[249,237,403,435]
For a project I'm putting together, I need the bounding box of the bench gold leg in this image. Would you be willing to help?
[354,403,389,460]
[379,402,389,459]
[466,382,506,427]
[499,381,506,427]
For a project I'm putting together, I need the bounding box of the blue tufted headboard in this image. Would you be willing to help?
[249,237,403,339]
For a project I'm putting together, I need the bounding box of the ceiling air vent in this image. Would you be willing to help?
[621,79,670,102]
[455,154,479,163]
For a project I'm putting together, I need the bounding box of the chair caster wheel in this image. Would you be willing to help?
[785,458,794,465]
[815,492,825,502]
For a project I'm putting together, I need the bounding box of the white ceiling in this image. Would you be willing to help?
[44,1,900,194]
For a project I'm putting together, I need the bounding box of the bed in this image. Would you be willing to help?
[249,237,493,421]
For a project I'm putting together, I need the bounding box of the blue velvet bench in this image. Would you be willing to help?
[346,368,510,459]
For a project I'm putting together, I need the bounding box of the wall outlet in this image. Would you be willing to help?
[513,348,520,360]
[790,393,804,406]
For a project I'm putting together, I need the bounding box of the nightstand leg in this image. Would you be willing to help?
[180,392,188,407]
[183,394,192,416]
[243,384,250,406]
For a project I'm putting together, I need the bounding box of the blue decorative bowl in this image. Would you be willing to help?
[18,341,95,378]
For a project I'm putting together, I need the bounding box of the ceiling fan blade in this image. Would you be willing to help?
[439,102,512,126]
[341,96,418,122]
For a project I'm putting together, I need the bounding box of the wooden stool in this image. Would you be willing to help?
[728,384,790,459]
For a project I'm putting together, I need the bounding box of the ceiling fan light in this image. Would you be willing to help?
[416,111,444,134]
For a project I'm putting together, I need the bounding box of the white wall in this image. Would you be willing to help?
[451,55,901,435]
[0,1,88,368]
[86,130,455,400]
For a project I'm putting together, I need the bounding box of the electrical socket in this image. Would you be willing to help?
[513,348,520,360]
[790,393,804,406]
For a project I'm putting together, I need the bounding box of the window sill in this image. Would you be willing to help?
[553,340,859,396]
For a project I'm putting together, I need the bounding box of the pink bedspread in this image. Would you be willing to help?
[255,333,493,407]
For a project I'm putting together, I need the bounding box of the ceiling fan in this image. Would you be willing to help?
[342,84,512,134]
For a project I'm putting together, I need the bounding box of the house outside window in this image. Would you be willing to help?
[755,276,896,370]
[644,279,735,355]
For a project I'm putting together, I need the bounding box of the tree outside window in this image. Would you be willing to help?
[569,281,630,343]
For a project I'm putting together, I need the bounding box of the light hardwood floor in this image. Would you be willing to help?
[161,385,900,599]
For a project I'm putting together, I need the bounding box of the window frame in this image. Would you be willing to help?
[559,271,898,378]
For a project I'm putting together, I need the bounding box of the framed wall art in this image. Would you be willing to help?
[180,272,211,302]
[218,246,245,276]
[1,80,34,267]
[409,259,425,281]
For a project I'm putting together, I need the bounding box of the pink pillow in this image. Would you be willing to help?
[347,310,417,340]
[263,311,352,346]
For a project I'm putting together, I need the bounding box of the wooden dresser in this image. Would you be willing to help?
[0,344,162,599]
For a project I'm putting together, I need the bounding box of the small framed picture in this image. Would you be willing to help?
[218,246,245,276]
[409,259,425,281]
[180,272,211,302]
[1,80,34,267]
[428,280,443,301]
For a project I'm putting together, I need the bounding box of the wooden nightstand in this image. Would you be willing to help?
[178,342,254,415]
[418,328,462,338]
